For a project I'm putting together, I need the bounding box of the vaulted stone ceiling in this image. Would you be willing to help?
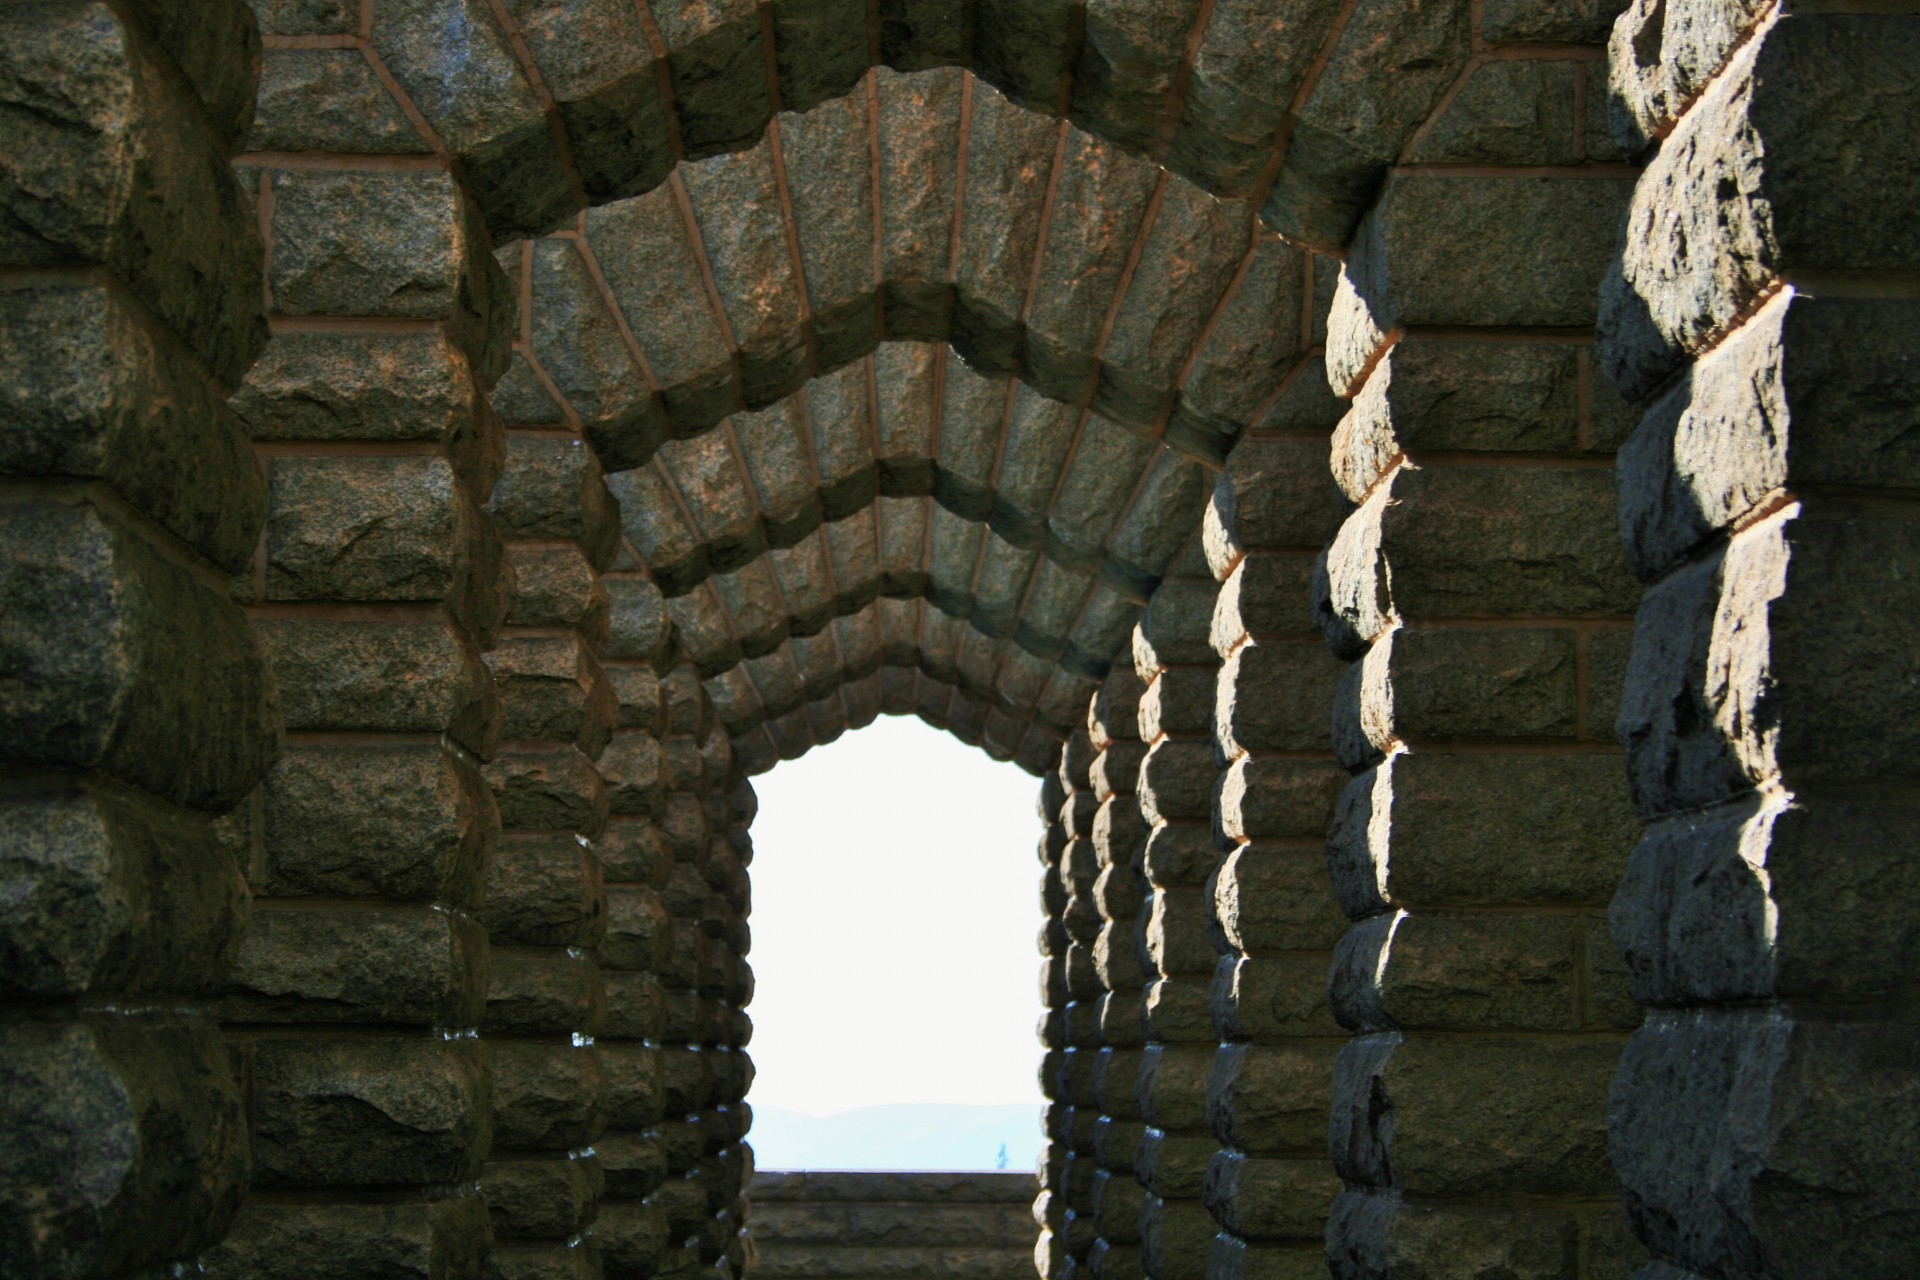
[245,1,1400,772]
[254,0,1514,249]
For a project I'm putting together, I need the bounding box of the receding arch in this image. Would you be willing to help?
[487,70,1327,475]
[248,0,1480,249]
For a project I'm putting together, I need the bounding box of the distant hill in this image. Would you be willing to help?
[748,1102,1044,1172]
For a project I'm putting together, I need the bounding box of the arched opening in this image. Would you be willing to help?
[744,714,1045,1172]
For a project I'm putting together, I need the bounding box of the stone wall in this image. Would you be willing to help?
[752,1172,1037,1280]
[1,2,1915,1280]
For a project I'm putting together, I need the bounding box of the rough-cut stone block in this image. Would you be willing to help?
[1330,1035,1616,1198]
[1600,17,1920,400]
[249,47,427,154]
[1211,843,1346,956]
[249,1037,490,1186]
[0,284,266,572]
[487,949,605,1038]
[1202,1153,1340,1242]
[1335,628,1578,765]
[484,745,610,837]
[1331,912,1582,1032]
[258,616,496,757]
[263,742,493,903]
[1217,758,1344,843]
[202,1194,491,1280]
[1328,175,1632,393]
[1620,509,1920,818]
[485,1153,606,1239]
[1206,1042,1341,1157]
[1618,291,1920,579]
[490,635,618,756]
[0,2,268,382]
[484,833,606,947]
[0,498,278,810]
[1606,0,1773,155]
[0,1016,248,1279]
[511,544,612,645]
[1212,951,1341,1041]
[267,457,506,631]
[1216,642,1344,757]
[1261,0,1472,249]
[267,168,513,377]
[0,784,246,1000]
[1612,792,1920,1007]
[490,435,623,567]
[1325,1191,1581,1280]
[1406,60,1578,165]
[490,1041,608,1154]
[1329,339,1589,502]
[1611,1011,1920,1280]
[221,905,487,1026]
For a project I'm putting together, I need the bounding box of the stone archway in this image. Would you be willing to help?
[4,3,1919,1280]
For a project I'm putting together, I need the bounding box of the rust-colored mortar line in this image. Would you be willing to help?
[516,241,534,344]
[482,0,589,209]
[358,0,373,41]
[984,374,1022,504]
[1644,0,1782,145]
[1018,122,1074,327]
[1155,0,1222,161]
[765,115,823,382]
[1574,348,1594,451]
[1571,62,1590,162]
[565,223,666,396]
[1084,171,1169,409]
[1398,50,1485,164]
[253,441,449,457]
[789,382,830,499]
[864,0,883,66]
[1151,229,1263,437]
[1241,0,1364,224]
[629,0,687,164]
[522,347,586,429]
[256,168,276,314]
[358,43,453,160]
[6,479,223,588]
[864,355,885,474]
[867,70,887,341]
[1392,163,1639,178]
[268,315,441,334]
[248,602,451,621]
[262,33,360,49]
[1478,43,1606,61]
[667,171,748,407]
[649,452,720,551]
[947,75,977,289]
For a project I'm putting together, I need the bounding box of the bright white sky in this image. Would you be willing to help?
[742,713,1048,1116]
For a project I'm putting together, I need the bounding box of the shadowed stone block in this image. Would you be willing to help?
[0,1016,248,1280]
[249,1037,491,1186]
[0,498,278,810]
[0,2,267,381]
[0,284,266,572]
[0,783,247,1000]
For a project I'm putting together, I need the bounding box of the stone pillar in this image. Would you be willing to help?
[476,421,627,1279]
[1598,5,1920,1277]
[1034,737,1078,1280]
[1132,552,1225,1280]
[1314,12,1648,1274]
[0,3,275,1276]
[606,668,754,1280]
[1086,666,1150,1280]
[1200,408,1350,1280]
[1053,725,1105,1279]
[200,21,517,1274]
